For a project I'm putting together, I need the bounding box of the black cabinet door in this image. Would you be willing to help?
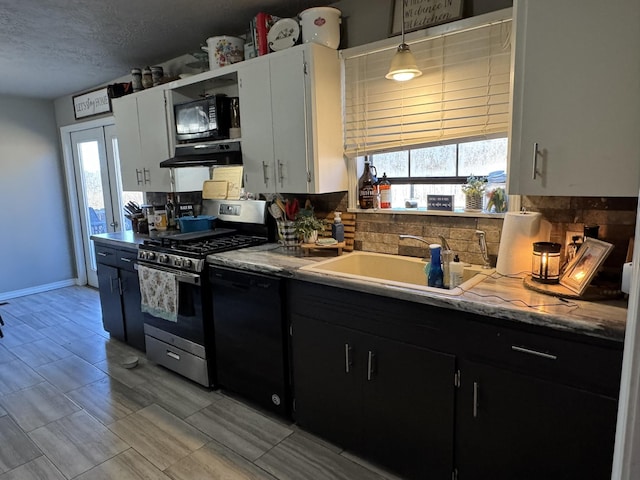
[96,263,125,340]
[291,316,362,450]
[120,269,145,352]
[293,316,456,480]
[456,359,618,480]
[362,333,455,480]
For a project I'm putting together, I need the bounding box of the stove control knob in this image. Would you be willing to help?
[173,258,182,267]
[146,252,156,261]
[183,259,193,268]
[158,254,169,264]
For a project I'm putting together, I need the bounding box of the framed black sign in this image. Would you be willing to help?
[391,0,464,36]
[427,195,454,211]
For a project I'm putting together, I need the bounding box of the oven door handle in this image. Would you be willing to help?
[139,263,201,285]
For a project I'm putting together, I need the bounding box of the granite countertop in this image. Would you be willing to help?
[89,235,627,342]
[91,231,147,249]
[208,245,627,343]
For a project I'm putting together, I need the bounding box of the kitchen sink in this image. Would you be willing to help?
[299,251,493,295]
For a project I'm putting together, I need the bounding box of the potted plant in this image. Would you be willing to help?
[461,174,487,211]
[293,213,325,244]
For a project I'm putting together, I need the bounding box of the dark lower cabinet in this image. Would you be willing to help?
[96,263,126,340]
[293,316,456,480]
[455,359,618,480]
[95,243,145,351]
[288,279,622,480]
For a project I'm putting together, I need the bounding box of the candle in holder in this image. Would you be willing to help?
[532,242,562,284]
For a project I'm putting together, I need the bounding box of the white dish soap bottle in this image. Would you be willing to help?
[449,255,465,288]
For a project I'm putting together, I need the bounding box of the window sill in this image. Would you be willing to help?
[347,208,506,219]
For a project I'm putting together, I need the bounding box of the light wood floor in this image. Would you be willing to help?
[0,286,402,480]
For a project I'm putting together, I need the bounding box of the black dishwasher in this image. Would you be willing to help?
[209,266,290,417]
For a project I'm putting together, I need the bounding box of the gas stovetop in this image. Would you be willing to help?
[138,228,268,273]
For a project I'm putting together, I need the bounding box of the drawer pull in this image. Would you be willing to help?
[511,345,557,360]
[367,351,376,381]
[473,382,479,418]
[344,343,352,373]
[120,257,132,263]
[97,252,109,257]
[166,350,180,361]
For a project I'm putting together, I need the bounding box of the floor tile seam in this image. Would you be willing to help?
[198,436,282,477]
[0,454,65,480]
[0,387,85,435]
[107,421,208,474]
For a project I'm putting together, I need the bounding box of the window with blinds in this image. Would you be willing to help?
[343,19,512,157]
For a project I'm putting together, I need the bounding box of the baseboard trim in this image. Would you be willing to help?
[0,279,80,302]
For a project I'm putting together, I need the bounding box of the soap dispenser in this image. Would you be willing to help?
[331,212,344,242]
[428,244,444,288]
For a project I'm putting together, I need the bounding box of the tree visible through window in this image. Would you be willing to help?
[366,137,508,210]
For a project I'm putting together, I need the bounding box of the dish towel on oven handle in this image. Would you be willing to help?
[138,264,178,322]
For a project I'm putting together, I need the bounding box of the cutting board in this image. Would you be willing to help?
[202,180,228,199]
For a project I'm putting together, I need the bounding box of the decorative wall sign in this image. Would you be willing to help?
[72,87,112,120]
[391,0,464,35]
[427,195,454,211]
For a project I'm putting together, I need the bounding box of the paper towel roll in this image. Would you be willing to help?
[496,212,551,275]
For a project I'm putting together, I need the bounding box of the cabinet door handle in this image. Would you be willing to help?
[166,350,180,360]
[367,351,376,381]
[277,160,284,188]
[262,161,270,187]
[532,142,541,180]
[136,169,143,185]
[117,277,123,296]
[109,276,118,294]
[344,343,352,373]
[511,345,557,360]
[143,168,151,184]
[473,382,479,418]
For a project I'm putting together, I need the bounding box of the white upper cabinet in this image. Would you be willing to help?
[237,56,275,193]
[239,43,347,194]
[112,88,172,192]
[508,0,640,196]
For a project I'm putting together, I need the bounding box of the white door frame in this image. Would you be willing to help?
[60,116,115,286]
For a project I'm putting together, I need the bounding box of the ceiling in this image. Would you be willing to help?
[0,0,333,100]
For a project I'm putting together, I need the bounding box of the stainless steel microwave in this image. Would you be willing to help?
[174,95,230,142]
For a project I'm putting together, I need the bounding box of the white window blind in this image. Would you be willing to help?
[343,20,512,157]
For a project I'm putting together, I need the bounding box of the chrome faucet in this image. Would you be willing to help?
[475,230,491,269]
[399,234,430,245]
[399,234,431,260]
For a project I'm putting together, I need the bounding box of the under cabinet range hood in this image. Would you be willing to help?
[160,141,242,168]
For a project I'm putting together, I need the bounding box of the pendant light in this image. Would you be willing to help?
[385,1,422,81]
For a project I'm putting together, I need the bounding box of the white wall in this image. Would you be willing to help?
[0,96,75,298]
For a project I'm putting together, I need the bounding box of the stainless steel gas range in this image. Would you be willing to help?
[137,199,269,387]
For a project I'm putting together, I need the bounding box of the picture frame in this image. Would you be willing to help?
[559,238,614,296]
[390,0,464,36]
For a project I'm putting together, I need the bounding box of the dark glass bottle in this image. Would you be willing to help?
[358,160,378,209]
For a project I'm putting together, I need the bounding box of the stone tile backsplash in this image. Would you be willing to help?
[353,196,637,273]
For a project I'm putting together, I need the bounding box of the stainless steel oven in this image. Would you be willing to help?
[137,199,269,387]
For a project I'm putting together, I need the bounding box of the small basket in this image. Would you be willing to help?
[465,194,483,211]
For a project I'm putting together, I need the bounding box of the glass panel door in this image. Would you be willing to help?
[70,127,117,287]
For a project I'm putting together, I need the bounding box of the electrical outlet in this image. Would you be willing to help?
[565,231,582,252]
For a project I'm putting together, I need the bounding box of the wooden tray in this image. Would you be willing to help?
[301,242,346,256]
